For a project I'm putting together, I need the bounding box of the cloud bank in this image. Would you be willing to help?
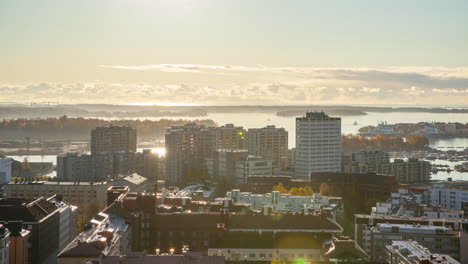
[2,65,468,105]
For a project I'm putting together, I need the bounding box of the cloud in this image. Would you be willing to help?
[2,65,468,105]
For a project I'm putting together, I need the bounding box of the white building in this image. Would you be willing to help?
[427,183,468,211]
[370,189,463,220]
[386,240,460,264]
[223,190,342,221]
[0,157,13,184]
[234,156,273,183]
[295,112,341,180]
[48,196,78,252]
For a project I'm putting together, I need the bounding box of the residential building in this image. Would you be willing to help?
[111,173,148,193]
[354,214,464,259]
[91,125,137,155]
[223,189,342,221]
[295,112,341,180]
[350,149,390,173]
[287,148,296,169]
[234,155,273,183]
[371,189,464,220]
[387,158,431,184]
[58,211,131,264]
[4,222,30,264]
[244,125,288,169]
[205,149,249,183]
[0,196,63,264]
[370,223,460,262]
[0,158,13,184]
[5,181,111,205]
[0,224,8,264]
[101,255,226,264]
[386,240,460,264]
[57,152,113,181]
[209,234,368,263]
[165,123,217,183]
[214,124,245,150]
[427,183,468,211]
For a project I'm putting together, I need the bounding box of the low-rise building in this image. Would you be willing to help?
[223,189,342,221]
[370,223,460,262]
[0,196,76,264]
[386,240,460,264]
[58,211,131,264]
[111,173,147,193]
[354,214,464,259]
[5,181,111,205]
[234,156,273,183]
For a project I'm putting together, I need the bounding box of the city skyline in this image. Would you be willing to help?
[1,0,468,105]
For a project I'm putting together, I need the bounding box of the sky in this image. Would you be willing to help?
[1,0,468,105]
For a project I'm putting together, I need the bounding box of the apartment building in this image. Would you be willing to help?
[214,124,246,150]
[91,125,137,155]
[370,223,460,262]
[245,125,288,169]
[386,240,460,264]
[165,123,217,183]
[295,112,341,180]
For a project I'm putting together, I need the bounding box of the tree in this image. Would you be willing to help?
[273,182,288,194]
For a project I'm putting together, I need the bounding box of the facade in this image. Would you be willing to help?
[234,155,273,183]
[354,214,464,259]
[387,158,431,184]
[58,211,131,264]
[5,181,111,205]
[0,197,63,264]
[350,149,390,173]
[244,125,288,169]
[111,174,148,193]
[214,124,246,150]
[0,158,13,184]
[0,224,8,264]
[101,255,225,264]
[206,149,249,183]
[386,240,460,264]
[4,222,30,264]
[91,125,137,155]
[371,189,464,220]
[223,190,342,221]
[295,112,341,180]
[427,183,468,211]
[165,123,217,183]
[370,223,460,262]
[57,152,113,181]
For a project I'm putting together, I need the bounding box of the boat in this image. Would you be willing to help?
[353,121,358,125]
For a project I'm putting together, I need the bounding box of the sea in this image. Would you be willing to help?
[6,111,468,181]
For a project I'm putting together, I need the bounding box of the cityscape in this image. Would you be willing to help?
[1,1,468,264]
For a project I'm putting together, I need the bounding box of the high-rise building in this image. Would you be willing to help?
[214,124,246,150]
[245,125,288,169]
[295,112,341,180]
[57,152,113,181]
[165,123,217,183]
[91,125,137,155]
[206,149,249,183]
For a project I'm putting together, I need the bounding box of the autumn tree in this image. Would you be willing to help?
[273,182,288,194]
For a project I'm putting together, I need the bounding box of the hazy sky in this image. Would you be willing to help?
[1,0,467,105]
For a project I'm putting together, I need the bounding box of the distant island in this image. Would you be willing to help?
[0,103,467,119]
